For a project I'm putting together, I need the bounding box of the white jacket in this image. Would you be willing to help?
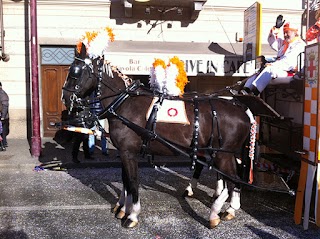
[267,29,306,72]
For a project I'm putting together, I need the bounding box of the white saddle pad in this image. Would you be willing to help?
[146,97,190,125]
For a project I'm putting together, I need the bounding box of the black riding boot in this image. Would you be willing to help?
[243,87,251,94]
[0,141,5,151]
[251,86,260,96]
[72,134,82,163]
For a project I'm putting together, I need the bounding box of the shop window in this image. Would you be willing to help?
[41,46,75,65]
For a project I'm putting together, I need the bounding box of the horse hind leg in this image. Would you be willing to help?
[209,187,229,228]
[221,187,241,221]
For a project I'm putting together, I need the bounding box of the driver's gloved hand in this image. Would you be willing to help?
[275,15,285,28]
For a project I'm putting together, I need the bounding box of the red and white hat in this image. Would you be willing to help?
[283,22,299,32]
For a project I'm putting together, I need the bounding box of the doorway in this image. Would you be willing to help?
[40,46,75,137]
[41,65,69,137]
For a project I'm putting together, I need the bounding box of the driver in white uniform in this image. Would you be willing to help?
[242,16,306,95]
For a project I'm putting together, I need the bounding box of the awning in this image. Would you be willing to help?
[107,41,277,77]
[39,37,278,77]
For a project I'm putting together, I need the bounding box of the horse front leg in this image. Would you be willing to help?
[112,164,128,219]
[112,185,126,218]
[120,152,141,228]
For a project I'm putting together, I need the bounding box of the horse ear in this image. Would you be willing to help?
[75,43,87,59]
[80,43,87,58]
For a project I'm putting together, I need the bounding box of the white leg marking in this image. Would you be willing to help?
[127,198,141,222]
[225,189,241,217]
[185,178,198,197]
[229,190,241,210]
[210,188,229,220]
[214,178,224,197]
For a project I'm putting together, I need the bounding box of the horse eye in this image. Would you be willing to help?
[75,85,80,90]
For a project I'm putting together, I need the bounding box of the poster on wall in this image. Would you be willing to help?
[243,2,262,68]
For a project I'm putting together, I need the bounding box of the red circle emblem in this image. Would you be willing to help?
[167,108,178,117]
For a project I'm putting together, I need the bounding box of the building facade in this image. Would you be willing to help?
[1,0,307,138]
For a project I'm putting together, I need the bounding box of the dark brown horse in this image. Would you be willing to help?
[61,44,256,228]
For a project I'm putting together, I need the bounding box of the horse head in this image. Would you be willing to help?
[62,42,135,113]
[61,43,102,110]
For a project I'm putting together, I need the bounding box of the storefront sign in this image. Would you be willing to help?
[107,53,255,77]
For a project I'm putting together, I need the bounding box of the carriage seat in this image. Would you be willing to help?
[269,68,304,85]
[265,67,304,98]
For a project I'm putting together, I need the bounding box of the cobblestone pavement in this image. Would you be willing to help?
[0,138,318,239]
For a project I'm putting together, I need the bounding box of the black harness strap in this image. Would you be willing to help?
[190,96,200,170]
[141,96,164,158]
[98,81,141,119]
[206,100,222,152]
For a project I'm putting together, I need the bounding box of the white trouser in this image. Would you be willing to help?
[89,119,107,153]
[244,66,289,92]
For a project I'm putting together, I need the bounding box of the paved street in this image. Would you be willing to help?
[0,138,319,239]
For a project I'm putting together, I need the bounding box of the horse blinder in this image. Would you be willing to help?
[69,65,83,80]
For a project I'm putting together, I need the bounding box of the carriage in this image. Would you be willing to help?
[58,24,320,230]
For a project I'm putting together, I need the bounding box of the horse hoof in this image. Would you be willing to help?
[209,218,221,228]
[112,205,120,214]
[115,210,126,220]
[221,212,235,221]
[122,218,138,228]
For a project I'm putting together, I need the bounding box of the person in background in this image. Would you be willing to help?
[0,82,9,147]
[61,109,93,163]
[242,15,306,95]
[72,131,92,163]
[88,91,108,156]
[0,115,4,151]
[306,9,320,43]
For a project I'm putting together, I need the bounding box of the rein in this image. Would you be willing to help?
[195,158,295,195]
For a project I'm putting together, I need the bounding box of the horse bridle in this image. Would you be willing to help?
[63,55,135,114]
